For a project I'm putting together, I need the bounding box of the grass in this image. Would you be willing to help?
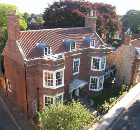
[93,90,118,107]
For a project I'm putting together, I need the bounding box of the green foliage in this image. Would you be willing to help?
[37,99,94,130]
[0,3,18,27]
[128,11,140,34]
[0,27,7,59]
[121,9,137,27]
[94,90,118,107]
[20,17,28,31]
[109,97,116,103]
[102,100,109,110]
[105,77,112,85]
[23,12,30,21]
[112,41,118,46]
[0,3,27,31]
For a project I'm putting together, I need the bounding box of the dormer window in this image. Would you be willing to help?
[36,42,52,57]
[135,47,140,55]
[44,47,51,56]
[64,39,76,51]
[90,39,95,47]
[83,37,95,47]
[70,41,76,51]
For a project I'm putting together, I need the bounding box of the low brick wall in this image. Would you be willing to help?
[0,72,6,91]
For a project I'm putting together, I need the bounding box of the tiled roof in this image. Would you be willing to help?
[20,27,104,60]
[130,39,140,59]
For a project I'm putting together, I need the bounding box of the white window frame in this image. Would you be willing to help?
[90,39,95,47]
[43,93,64,107]
[70,42,76,51]
[136,72,140,83]
[138,64,140,70]
[43,68,64,89]
[44,47,51,56]
[104,68,111,79]
[91,56,106,71]
[73,58,80,75]
[7,79,11,92]
[89,76,104,91]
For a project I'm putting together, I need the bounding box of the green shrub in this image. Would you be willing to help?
[112,41,118,46]
[37,99,94,130]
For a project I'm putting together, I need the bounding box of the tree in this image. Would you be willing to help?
[23,12,30,21]
[43,1,86,28]
[128,11,140,34]
[0,4,27,59]
[37,99,94,130]
[92,3,122,38]
[0,3,17,27]
[43,1,122,39]
[121,9,137,27]
[0,3,27,31]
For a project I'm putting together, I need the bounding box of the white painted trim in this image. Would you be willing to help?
[91,56,106,71]
[7,79,11,92]
[43,68,64,89]
[43,92,64,107]
[73,57,80,75]
[89,75,104,91]
[44,47,52,56]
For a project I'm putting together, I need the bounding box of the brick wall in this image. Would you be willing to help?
[3,11,27,116]
[7,12,20,41]
[3,55,27,114]
[25,58,65,118]
[64,48,107,100]
[85,11,97,32]
[107,44,136,84]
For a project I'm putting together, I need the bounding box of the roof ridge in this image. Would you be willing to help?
[20,27,89,33]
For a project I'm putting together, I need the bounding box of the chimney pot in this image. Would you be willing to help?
[8,10,17,15]
[7,10,20,41]
[85,11,97,32]
[89,11,93,16]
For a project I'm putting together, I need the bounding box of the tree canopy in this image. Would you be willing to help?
[0,3,27,59]
[0,3,27,30]
[121,9,137,27]
[43,1,122,38]
[37,99,94,130]
[23,12,30,21]
[128,11,140,34]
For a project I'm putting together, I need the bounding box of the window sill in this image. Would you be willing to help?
[73,72,79,75]
[43,84,64,89]
[8,89,11,92]
[89,88,103,91]
[91,69,105,71]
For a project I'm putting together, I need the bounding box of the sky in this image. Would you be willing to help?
[2,0,140,15]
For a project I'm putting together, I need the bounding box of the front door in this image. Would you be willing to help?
[75,88,79,96]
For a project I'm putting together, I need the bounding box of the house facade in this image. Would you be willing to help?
[113,27,132,40]
[107,34,140,85]
[3,10,114,118]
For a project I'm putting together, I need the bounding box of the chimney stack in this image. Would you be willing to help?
[6,10,20,41]
[32,14,34,18]
[85,11,97,32]
[120,34,131,45]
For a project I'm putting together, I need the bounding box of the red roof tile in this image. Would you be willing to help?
[130,39,140,59]
[20,27,103,60]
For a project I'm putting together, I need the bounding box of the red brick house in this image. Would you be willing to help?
[3,10,114,118]
[107,34,140,85]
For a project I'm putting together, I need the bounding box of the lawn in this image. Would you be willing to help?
[93,90,118,107]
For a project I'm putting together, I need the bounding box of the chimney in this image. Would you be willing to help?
[6,10,20,41]
[32,14,34,18]
[85,11,97,32]
[121,34,131,45]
